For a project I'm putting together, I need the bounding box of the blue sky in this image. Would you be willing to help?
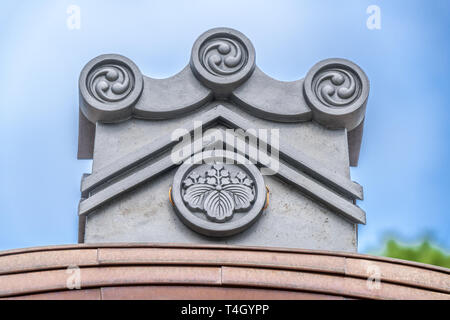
[0,0,449,253]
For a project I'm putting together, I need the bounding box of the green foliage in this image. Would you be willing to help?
[380,239,450,269]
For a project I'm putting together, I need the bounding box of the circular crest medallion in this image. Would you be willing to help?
[171,151,266,237]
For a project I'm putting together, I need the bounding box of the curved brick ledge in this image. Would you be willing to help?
[0,244,448,300]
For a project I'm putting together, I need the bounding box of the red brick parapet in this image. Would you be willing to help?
[0,244,448,300]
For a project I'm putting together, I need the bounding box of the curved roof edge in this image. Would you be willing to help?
[0,244,448,300]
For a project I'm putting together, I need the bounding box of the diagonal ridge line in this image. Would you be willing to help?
[78,126,365,224]
[82,105,362,201]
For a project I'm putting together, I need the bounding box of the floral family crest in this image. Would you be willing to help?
[182,164,255,222]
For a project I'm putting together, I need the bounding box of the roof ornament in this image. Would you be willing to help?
[171,151,266,237]
[190,28,256,96]
[77,27,370,251]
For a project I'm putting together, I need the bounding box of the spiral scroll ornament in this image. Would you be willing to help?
[304,59,369,131]
[79,55,143,123]
[200,38,247,77]
[190,28,256,95]
[87,64,134,103]
[312,68,361,108]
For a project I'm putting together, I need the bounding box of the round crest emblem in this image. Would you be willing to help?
[171,151,266,237]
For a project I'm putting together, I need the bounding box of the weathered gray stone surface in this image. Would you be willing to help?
[92,103,351,177]
[82,102,359,251]
[85,170,357,252]
[77,27,369,252]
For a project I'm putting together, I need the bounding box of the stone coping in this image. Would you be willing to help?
[0,244,448,300]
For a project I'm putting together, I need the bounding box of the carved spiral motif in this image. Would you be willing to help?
[312,68,362,108]
[200,37,247,77]
[87,64,134,103]
[304,59,369,130]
